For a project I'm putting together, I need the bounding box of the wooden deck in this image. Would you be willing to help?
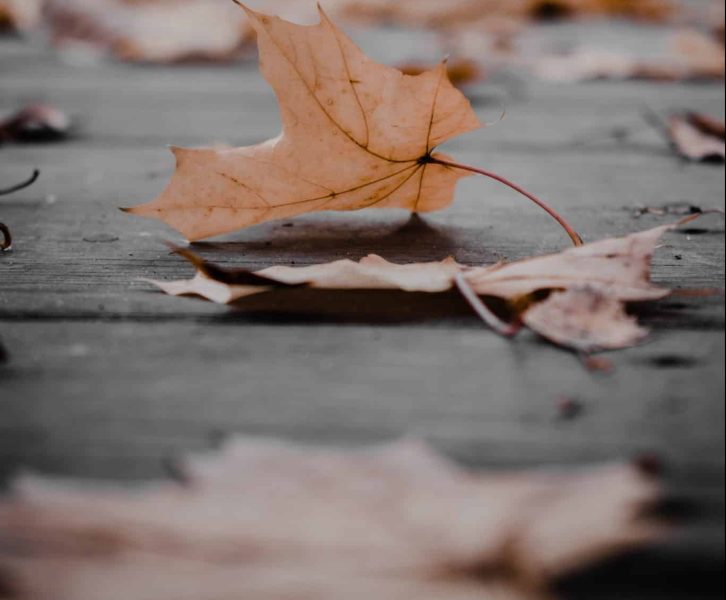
[0,26,724,599]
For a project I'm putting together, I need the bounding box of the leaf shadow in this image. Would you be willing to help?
[210,289,479,325]
[189,213,499,266]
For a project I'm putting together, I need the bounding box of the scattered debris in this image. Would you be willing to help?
[667,112,725,162]
[82,233,120,243]
[0,170,40,252]
[44,0,253,63]
[0,0,43,32]
[0,105,72,144]
[557,396,585,420]
[0,222,11,252]
[631,202,705,219]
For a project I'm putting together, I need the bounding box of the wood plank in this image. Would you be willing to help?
[0,320,723,479]
[1,18,725,599]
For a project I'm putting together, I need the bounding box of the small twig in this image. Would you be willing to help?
[0,169,40,196]
[455,273,522,337]
[0,223,11,251]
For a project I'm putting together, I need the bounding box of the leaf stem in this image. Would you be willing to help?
[0,223,11,251]
[429,157,583,247]
[455,274,522,338]
[0,169,40,196]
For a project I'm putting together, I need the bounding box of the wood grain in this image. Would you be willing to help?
[0,28,724,598]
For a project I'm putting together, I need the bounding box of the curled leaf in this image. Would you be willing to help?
[0,105,71,144]
[522,286,650,353]
[0,222,11,252]
[0,0,42,32]
[148,221,684,305]
[667,112,725,162]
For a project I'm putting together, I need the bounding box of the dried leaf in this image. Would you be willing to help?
[126,4,481,241]
[522,286,649,353]
[331,0,672,29]
[45,0,251,63]
[0,0,42,32]
[533,30,725,83]
[0,170,40,252]
[0,105,71,144]
[464,222,676,302]
[0,437,667,599]
[667,113,726,163]
[673,29,725,81]
[148,221,680,305]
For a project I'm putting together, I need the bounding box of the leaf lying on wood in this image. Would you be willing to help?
[0,170,40,252]
[0,0,42,32]
[127,3,582,246]
[331,0,673,29]
[522,286,649,353]
[0,105,71,144]
[0,437,668,600]
[44,0,252,63]
[667,112,725,163]
[146,218,707,353]
[533,27,725,84]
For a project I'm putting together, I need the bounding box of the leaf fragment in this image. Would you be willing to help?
[667,112,725,163]
[522,286,650,353]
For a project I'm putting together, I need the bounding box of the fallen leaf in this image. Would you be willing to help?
[522,285,649,353]
[0,170,40,252]
[533,30,725,83]
[0,105,72,144]
[127,4,481,241]
[463,221,677,302]
[145,218,711,356]
[525,0,672,22]
[332,0,673,29]
[149,221,685,304]
[673,29,725,81]
[532,49,638,83]
[0,437,667,599]
[44,0,251,63]
[0,0,43,32]
[667,112,726,162]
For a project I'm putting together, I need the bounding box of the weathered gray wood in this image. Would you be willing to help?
[0,23,724,599]
[1,320,724,477]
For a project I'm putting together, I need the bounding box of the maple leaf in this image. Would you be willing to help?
[125,3,582,245]
[0,437,667,600]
